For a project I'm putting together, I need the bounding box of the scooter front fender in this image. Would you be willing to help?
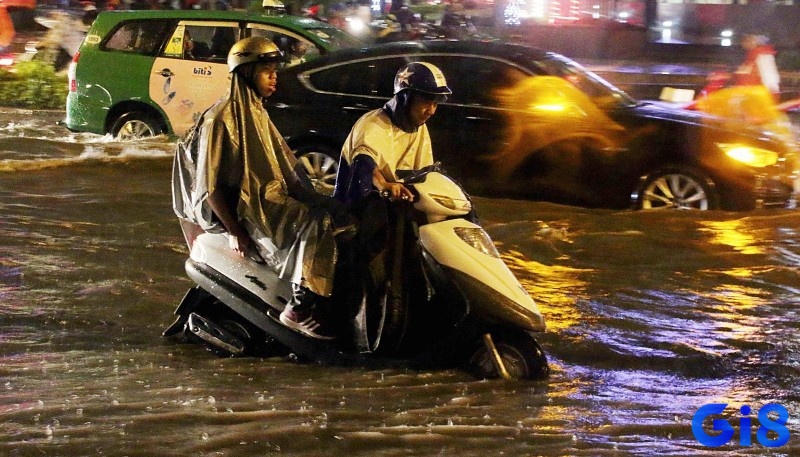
[418,219,545,332]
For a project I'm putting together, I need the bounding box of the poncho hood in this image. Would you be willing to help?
[383,91,418,134]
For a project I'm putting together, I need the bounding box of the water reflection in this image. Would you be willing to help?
[698,219,766,255]
[2,111,800,455]
[503,252,589,333]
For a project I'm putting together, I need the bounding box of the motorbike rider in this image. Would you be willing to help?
[33,6,94,70]
[332,62,451,348]
[440,4,462,38]
[172,37,341,340]
[734,33,780,99]
[334,61,451,205]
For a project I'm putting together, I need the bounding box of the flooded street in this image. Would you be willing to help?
[2,108,800,456]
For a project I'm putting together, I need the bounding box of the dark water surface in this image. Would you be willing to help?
[2,108,799,456]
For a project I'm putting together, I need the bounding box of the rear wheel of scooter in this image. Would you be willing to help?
[467,330,549,380]
[193,302,287,358]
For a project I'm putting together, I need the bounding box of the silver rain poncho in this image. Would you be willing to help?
[172,74,337,297]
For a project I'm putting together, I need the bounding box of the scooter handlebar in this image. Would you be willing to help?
[379,190,411,201]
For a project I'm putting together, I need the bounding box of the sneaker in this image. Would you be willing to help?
[279,305,336,340]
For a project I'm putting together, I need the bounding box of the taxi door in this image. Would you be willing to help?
[149,21,239,137]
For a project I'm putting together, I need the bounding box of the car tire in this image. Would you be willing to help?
[111,112,163,140]
[294,144,339,196]
[637,166,719,210]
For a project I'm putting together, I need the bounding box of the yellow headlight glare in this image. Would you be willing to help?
[719,144,779,168]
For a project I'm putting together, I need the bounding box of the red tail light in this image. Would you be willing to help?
[0,53,13,67]
[68,51,80,92]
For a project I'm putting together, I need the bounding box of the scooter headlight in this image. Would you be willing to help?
[429,193,471,211]
[454,227,500,258]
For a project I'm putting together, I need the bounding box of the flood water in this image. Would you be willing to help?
[2,108,800,456]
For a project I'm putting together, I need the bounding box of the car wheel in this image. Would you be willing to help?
[637,167,718,210]
[111,112,162,140]
[294,144,339,196]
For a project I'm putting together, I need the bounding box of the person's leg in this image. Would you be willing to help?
[279,283,336,340]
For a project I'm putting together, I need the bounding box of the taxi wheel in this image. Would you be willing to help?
[111,112,162,140]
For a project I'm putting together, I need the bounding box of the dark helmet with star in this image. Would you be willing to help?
[393,62,452,102]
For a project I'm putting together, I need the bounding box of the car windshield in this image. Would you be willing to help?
[539,55,638,109]
[303,25,362,50]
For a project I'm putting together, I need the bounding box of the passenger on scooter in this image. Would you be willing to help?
[172,37,339,340]
[333,61,452,205]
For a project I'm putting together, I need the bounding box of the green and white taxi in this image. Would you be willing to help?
[65,9,361,139]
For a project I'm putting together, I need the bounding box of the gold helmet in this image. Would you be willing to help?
[227,37,285,73]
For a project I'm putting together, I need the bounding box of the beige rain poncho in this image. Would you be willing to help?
[172,74,337,297]
[334,95,434,206]
[340,107,434,183]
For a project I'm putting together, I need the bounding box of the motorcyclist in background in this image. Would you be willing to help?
[734,33,780,99]
[33,5,97,70]
[698,34,781,100]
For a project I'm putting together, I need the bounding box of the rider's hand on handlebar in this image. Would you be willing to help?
[383,182,414,202]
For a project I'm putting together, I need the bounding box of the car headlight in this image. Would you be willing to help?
[454,227,500,258]
[719,143,779,168]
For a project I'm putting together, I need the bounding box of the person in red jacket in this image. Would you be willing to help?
[734,34,780,98]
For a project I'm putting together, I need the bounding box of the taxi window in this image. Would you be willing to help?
[247,25,321,62]
[163,24,188,58]
[162,23,238,62]
[103,19,171,55]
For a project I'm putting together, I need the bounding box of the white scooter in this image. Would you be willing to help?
[164,168,549,379]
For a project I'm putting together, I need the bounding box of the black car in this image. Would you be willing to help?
[269,40,799,211]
